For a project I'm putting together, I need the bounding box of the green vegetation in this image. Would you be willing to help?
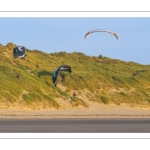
[0,42,150,109]
[100,95,110,104]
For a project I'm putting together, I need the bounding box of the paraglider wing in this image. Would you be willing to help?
[59,66,72,72]
[112,32,118,40]
[84,29,118,40]
[13,48,19,59]
[13,46,26,59]
[84,32,90,39]
[52,65,72,87]
[52,67,60,87]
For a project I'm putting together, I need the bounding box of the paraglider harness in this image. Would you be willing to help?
[99,54,103,59]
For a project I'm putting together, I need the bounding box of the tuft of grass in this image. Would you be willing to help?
[70,97,89,107]
[119,92,127,96]
[100,95,110,104]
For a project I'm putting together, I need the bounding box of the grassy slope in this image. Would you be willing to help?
[0,43,150,109]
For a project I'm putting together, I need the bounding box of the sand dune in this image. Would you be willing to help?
[0,87,150,119]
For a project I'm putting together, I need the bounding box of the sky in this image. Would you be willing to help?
[0,17,150,65]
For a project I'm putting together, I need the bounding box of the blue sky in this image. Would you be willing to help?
[0,17,150,65]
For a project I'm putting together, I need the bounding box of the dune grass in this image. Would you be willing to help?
[0,42,150,109]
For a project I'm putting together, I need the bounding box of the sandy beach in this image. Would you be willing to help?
[0,102,150,119]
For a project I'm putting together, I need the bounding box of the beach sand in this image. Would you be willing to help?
[0,102,150,119]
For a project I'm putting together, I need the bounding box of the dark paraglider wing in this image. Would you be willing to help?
[59,65,72,72]
[17,46,26,59]
[13,48,19,59]
[52,67,60,87]
[52,65,72,87]
[13,46,26,59]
